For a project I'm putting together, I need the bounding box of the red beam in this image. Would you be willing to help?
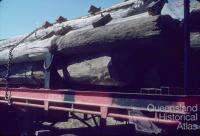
[0,99,179,125]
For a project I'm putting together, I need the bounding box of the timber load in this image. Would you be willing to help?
[0,0,200,90]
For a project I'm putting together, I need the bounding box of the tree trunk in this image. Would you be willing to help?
[0,10,199,88]
[0,14,179,64]
[0,56,127,88]
[0,0,149,52]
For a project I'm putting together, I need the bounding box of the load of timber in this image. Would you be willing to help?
[0,0,200,90]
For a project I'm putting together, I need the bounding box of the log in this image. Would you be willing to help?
[0,45,187,89]
[0,13,174,64]
[161,0,200,20]
[1,11,200,65]
[0,56,126,87]
[191,32,200,48]
[66,56,124,86]
[0,61,44,87]
[0,0,150,51]
[0,52,168,89]
[0,13,200,88]
[0,0,199,89]
[0,1,199,65]
[56,14,162,55]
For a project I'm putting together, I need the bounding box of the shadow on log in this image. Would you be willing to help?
[0,9,200,91]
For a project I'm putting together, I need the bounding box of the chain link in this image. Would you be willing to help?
[4,26,42,105]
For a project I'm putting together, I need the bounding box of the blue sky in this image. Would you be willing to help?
[0,0,121,39]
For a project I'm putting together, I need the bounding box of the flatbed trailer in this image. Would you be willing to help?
[0,87,200,135]
[0,87,190,125]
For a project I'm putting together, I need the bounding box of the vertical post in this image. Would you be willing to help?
[100,107,107,127]
[44,52,63,89]
[184,0,190,95]
[44,52,53,89]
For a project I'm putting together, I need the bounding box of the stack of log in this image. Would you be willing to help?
[0,0,200,90]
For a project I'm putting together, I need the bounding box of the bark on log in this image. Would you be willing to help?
[191,32,200,48]
[0,4,199,88]
[0,10,199,65]
[0,56,126,87]
[0,47,187,89]
[56,14,162,55]
[0,52,167,89]
[0,61,44,87]
[0,13,172,64]
[0,0,149,51]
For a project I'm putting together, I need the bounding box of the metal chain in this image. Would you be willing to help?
[4,26,42,105]
[5,48,13,105]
